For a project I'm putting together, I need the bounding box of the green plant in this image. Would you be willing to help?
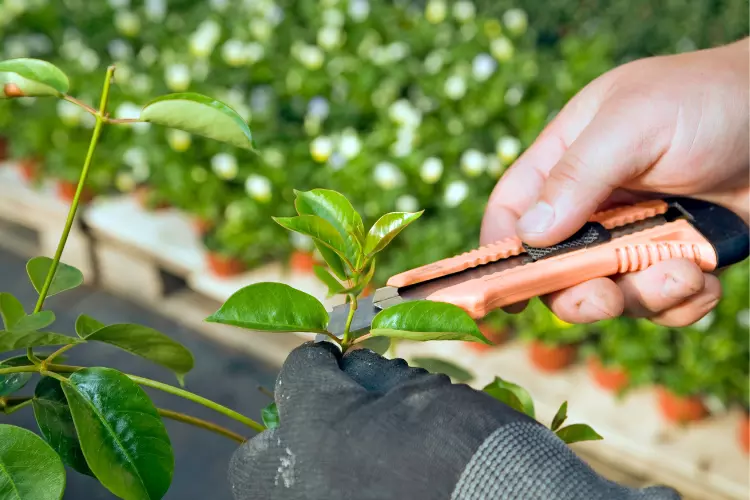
[0,58,267,499]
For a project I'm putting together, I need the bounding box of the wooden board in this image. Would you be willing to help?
[395,340,749,500]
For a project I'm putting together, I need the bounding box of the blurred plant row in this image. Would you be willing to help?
[0,0,747,439]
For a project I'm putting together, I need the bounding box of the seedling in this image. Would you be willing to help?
[0,58,600,500]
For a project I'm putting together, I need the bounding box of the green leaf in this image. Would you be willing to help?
[483,387,525,415]
[61,368,173,500]
[313,265,345,297]
[33,377,93,476]
[0,58,69,98]
[141,93,254,150]
[0,331,80,354]
[261,402,279,429]
[0,424,66,500]
[206,282,329,333]
[12,311,55,332]
[411,356,473,383]
[346,258,376,295]
[0,363,31,397]
[26,257,84,298]
[555,424,604,445]
[0,293,25,329]
[74,314,105,338]
[355,336,391,355]
[294,189,364,266]
[274,216,350,266]
[482,377,535,419]
[364,211,423,256]
[314,242,348,280]
[85,324,194,382]
[550,401,568,431]
[370,301,489,343]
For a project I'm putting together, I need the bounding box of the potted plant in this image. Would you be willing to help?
[516,299,588,372]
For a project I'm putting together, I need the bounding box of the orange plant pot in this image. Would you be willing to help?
[587,357,629,392]
[290,251,316,273]
[738,414,749,454]
[528,341,577,372]
[465,323,509,352]
[17,159,39,182]
[57,181,94,204]
[192,217,214,237]
[360,285,375,297]
[656,387,707,423]
[206,252,246,278]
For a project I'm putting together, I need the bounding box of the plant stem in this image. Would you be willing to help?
[351,333,372,345]
[1,399,33,415]
[105,117,141,125]
[127,374,265,432]
[158,408,246,443]
[320,330,343,346]
[44,344,77,365]
[0,365,37,376]
[257,386,274,399]
[341,294,358,349]
[63,95,97,115]
[27,66,116,364]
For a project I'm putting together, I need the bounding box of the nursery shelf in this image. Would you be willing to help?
[0,164,94,278]
[396,340,749,500]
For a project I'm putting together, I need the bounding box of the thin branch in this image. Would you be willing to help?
[63,94,97,115]
[44,344,77,365]
[105,117,142,125]
[320,330,343,346]
[257,386,274,399]
[158,408,246,443]
[2,399,33,415]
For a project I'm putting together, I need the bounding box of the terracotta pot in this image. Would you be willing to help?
[206,252,246,278]
[465,323,509,352]
[17,159,39,182]
[290,250,316,273]
[739,413,749,454]
[587,357,629,392]
[0,137,7,161]
[528,341,577,372]
[57,181,94,204]
[192,217,214,237]
[134,186,169,211]
[656,387,707,423]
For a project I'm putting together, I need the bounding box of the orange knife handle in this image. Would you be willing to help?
[425,219,718,319]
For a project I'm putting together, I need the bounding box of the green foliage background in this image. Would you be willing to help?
[0,0,747,406]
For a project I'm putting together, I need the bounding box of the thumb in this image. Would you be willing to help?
[515,102,669,247]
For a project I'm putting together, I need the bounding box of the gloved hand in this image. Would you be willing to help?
[230,342,680,500]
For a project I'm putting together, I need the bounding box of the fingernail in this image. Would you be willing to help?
[661,275,688,298]
[517,202,555,234]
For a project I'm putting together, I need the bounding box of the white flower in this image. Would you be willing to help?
[504,85,524,106]
[322,8,345,26]
[388,99,421,127]
[130,74,153,95]
[209,0,228,12]
[396,195,419,213]
[425,0,447,24]
[114,11,140,37]
[115,102,140,120]
[420,157,443,184]
[318,26,344,50]
[123,147,147,169]
[222,39,247,66]
[452,1,476,22]
[497,136,522,164]
[391,134,414,158]
[191,166,208,183]
[250,19,272,42]
[307,96,330,119]
[338,129,362,159]
[298,45,325,70]
[373,162,404,190]
[108,39,133,61]
[348,0,370,22]
[737,309,750,329]
[167,129,191,152]
[503,8,528,35]
[245,174,272,202]
[460,149,487,177]
[328,152,347,171]
[190,20,221,58]
[692,310,716,332]
[424,51,445,74]
[444,75,467,100]
[472,53,496,82]
[115,172,136,193]
[56,100,82,127]
[79,48,100,72]
[211,153,238,180]
[486,156,505,178]
[108,0,129,8]
[444,180,469,207]
[244,42,265,64]
[145,0,167,21]
[266,5,285,26]
[310,136,334,162]
[386,42,409,61]
[138,45,158,67]
[81,112,96,129]
[165,63,190,92]
[490,37,514,62]
[290,232,314,251]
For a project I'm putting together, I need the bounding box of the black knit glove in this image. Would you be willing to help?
[229,342,680,500]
